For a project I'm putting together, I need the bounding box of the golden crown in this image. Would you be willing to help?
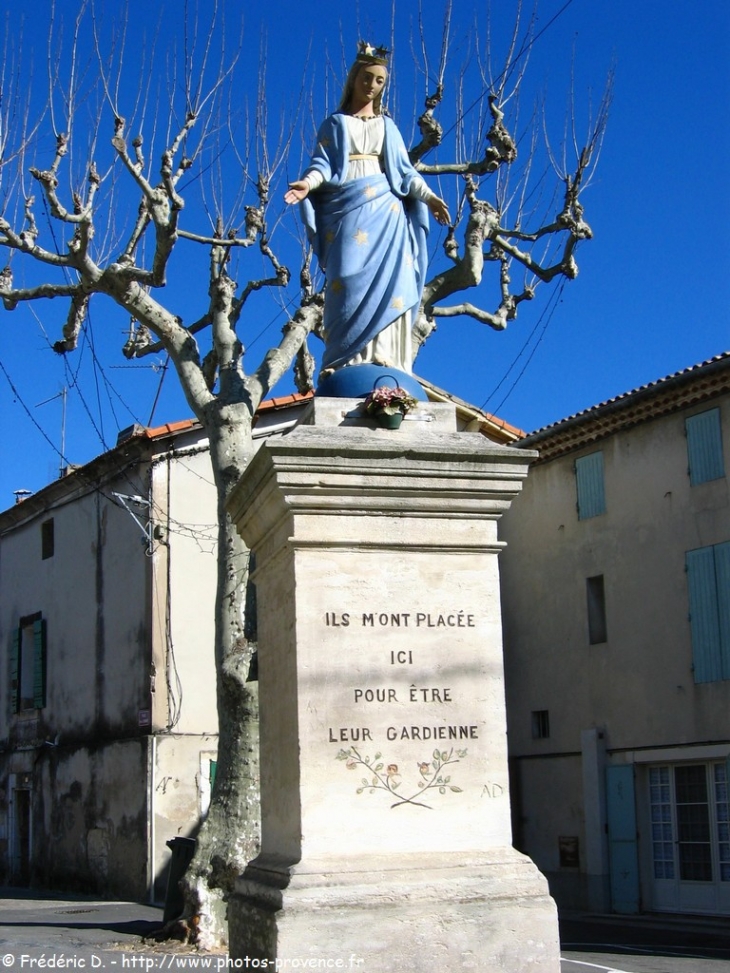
[357,41,390,66]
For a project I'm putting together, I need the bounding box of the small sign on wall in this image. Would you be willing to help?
[559,836,580,868]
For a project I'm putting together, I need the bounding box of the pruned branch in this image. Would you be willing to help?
[0,277,80,311]
[410,83,445,164]
[0,213,72,269]
[247,295,323,408]
[417,95,516,177]
[53,292,91,352]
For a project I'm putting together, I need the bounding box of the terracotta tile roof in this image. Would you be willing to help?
[418,379,526,442]
[143,419,200,439]
[255,391,314,413]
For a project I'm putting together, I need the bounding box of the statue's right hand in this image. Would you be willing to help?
[285,180,309,204]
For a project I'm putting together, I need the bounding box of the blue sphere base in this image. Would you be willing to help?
[316,364,426,401]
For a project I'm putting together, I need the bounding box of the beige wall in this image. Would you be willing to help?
[499,391,730,911]
[501,397,730,755]
[0,429,224,898]
[0,474,151,740]
[151,733,218,900]
[149,439,219,736]
[34,740,150,899]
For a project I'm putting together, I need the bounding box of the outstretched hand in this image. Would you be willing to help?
[428,196,451,226]
[285,180,310,205]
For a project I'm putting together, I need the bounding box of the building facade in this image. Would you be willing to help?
[500,354,730,916]
[1,386,516,901]
[0,394,312,901]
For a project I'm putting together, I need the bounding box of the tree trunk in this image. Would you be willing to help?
[180,407,260,948]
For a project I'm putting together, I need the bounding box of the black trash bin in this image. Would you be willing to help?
[163,836,196,922]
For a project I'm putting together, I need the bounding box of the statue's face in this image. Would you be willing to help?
[352,64,387,109]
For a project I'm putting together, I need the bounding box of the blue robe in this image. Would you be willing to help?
[300,113,430,371]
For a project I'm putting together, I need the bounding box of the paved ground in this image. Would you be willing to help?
[0,890,172,971]
[1,889,729,972]
[560,911,730,973]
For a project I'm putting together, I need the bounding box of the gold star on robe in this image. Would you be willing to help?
[363,185,377,199]
[391,296,405,310]
[325,230,336,244]
[390,201,400,213]
[353,229,369,246]
[329,279,344,294]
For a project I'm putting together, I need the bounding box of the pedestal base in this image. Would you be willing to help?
[227,405,556,971]
[228,849,559,972]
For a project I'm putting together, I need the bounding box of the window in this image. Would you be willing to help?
[10,614,47,712]
[675,764,712,881]
[575,451,606,519]
[649,766,674,879]
[586,575,608,644]
[41,519,54,560]
[649,763,730,884]
[715,763,730,881]
[686,408,725,485]
[685,542,730,683]
[531,710,550,739]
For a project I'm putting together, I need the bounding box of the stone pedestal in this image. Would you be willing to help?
[226,399,558,971]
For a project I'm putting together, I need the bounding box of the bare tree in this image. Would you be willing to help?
[0,2,609,947]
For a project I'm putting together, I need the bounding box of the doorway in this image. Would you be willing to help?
[648,762,730,914]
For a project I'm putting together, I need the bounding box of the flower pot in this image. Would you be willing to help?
[374,410,404,429]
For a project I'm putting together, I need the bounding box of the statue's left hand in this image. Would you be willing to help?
[428,196,451,226]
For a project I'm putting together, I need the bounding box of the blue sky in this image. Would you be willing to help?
[0,0,728,507]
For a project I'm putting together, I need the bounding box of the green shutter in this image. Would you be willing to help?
[33,617,47,709]
[10,628,20,713]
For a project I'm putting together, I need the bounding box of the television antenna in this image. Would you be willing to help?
[36,386,68,479]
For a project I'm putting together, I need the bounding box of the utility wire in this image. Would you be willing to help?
[480,278,566,417]
[0,353,220,548]
[0,357,73,471]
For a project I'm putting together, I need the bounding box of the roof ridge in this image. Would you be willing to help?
[526,352,730,439]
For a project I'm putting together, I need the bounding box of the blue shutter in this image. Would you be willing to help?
[686,409,725,485]
[606,765,640,913]
[10,628,20,713]
[686,543,730,683]
[575,452,606,519]
[686,546,723,682]
[715,542,730,679]
[33,617,46,709]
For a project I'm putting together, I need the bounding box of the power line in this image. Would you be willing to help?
[480,278,566,417]
[0,357,73,471]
